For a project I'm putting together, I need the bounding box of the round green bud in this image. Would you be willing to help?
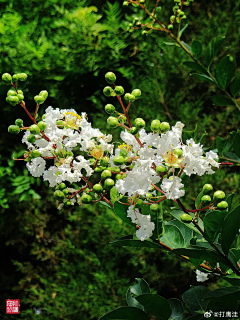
[160,122,170,133]
[130,126,139,135]
[118,115,126,123]
[213,190,226,203]
[151,119,161,132]
[66,151,73,157]
[58,183,66,190]
[131,89,141,99]
[202,184,213,195]
[105,104,115,114]
[201,195,211,204]
[27,134,36,143]
[146,192,153,199]
[124,93,132,101]
[173,148,183,158]
[180,213,192,223]
[170,15,175,23]
[156,165,167,174]
[18,73,28,81]
[103,86,114,97]
[94,166,104,173]
[115,86,124,96]
[113,155,125,166]
[64,201,71,207]
[30,124,40,135]
[125,157,132,165]
[168,24,174,30]
[104,178,115,190]
[37,121,47,131]
[31,150,41,158]
[123,1,129,6]
[100,157,109,167]
[7,90,17,96]
[2,73,12,83]
[56,120,65,129]
[62,189,69,196]
[112,166,121,173]
[128,94,136,102]
[6,95,19,106]
[150,204,159,212]
[8,125,20,134]
[182,15,187,19]
[54,190,65,201]
[93,184,103,194]
[15,119,23,127]
[101,169,112,180]
[217,201,228,211]
[134,118,145,129]
[135,198,144,208]
[12,74,19,82]
[116,174,124,180]
[105,72,116,84]
[107,116,119,128]
[17,94,24,101]
[120,149,128,157]
[42,114,47,120]
[39,90,48,100]
[34,95,45,104]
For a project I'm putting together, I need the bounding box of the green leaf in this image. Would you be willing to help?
[203,210,226,244]
[222,151,240,163]
[191,40,202,59]
[183,62,207,74]
[230,72,240,97]
[232,131,240,158]
[191,74,215,84]
[136,294,172,320]
[204,35,225,67]
[110,237,162,249]
[183,286,210,314]
[195,191,204,209]
[223,274,240,287]
[225,193,235,211]
[181,41,192,53]
[160,225,184,249]
[182,124,198,143]
[221,204,240,255]
[164,42,177,46]
[110,186,119,205]
[126,278,150,311]
[179,24,188,38]
[166,220,194,247]
[98,306,149,320]
[114,201,133,225]
[169,210,202,235]
[215,55,237,89]
[99,201,113,209]
[209,95,235,107]
[168,298,184,320]
[203,287,240,310]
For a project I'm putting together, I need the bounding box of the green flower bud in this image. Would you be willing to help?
[130,126,139,135]
[18,73,28,81]
[134,118,145,129]
[12,74,19,82]
[31,150,41,158]
[105,104,115,114]
[124,93,132,101]
[125,157,132,165]
[151,119,161,131]
[103,86,114,97]
[94,166,104,173]
[104,178,115,190]
[8,125,20,134]
[115,86,124,96]
[101,169,112,180]
[213,190,225,203]
[131,89,141,99]
[66,151,73,157]
[2,73,12,83]
[123,1,129,6]
[120,149,128,157]
[62,189,69,196]
[27,134,36,143]
[170,15,175,23]
[160,122,170,133]
[167,24,174,30]
[113,155,125,166]
[100,157,109,167]
[58,183,66,190]
[150,204,159,212]
[146,192,153,199]
[6,95,19,106]
[105,72,116,84]
[118,115,126,123]
[34,95,45,104]
[56,120,65,129]
[54,190,65,201]
[15,119,23,127]
[202,184,213,195]
[112,166,121,173]
[30,124,40,135]
[64,200,72,207]
[217,201,228,211]
[182,15,187,19]
[173,148,183,158]
[128,94,135,102]
[38,121,47,131]
[180,213,192,223]
[116,174,124,180]
[7,90,17,96]
[156,165,167,174]
[135,198,144,208]
[93,184,103,194]
[201,195,211,204]
[39,90,48,100]
[17,93,24,101]
[42,114,47,120]
[107,116,119,128]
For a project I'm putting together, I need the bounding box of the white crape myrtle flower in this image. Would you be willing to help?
[26,158,46,177]
[161,177,185,200]
[196,269,209,282]
[127,205,155,241]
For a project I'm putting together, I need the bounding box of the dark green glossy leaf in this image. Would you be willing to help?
[203,210,226,243]
[110,237,162,249]
[182,124,198,143]
[230,72,240,97]
[160,225,184,249]
[114,200,133,225]
[191,40,202,59]
[182,62,207,75]
[136,294,172,320]
[221,204,240,255]
[232,130,240,158]
[166,220,193,247]
[195,191,204,209]
[168,298,184,320]
[182,41,192,53]
[216,55,236,89]
[225,193,235,211]
[98,306,149,320]
[222,151,240,163]
[169,210,202,235]
[182,286,210,314]
[204,35,225,67]
[191,73,215,84]
[203,287,240,311]
[223,274,240,287]
[179,24,188,37]
[209,95,235,107]
[126,278,150,311]
[99,200,112,209]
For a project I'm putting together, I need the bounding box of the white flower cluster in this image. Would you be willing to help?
[196,269,209,282]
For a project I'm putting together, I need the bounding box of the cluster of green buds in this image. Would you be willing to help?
[8,119,24,135]
[150,119,170,134]
[201,184,228,211]
[123,0,145,7]
[2,73,28,106]
[34,90,48,105]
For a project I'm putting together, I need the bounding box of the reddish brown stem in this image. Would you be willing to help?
[151,182,164,194]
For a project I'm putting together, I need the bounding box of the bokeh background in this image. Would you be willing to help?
[0,0,240,318]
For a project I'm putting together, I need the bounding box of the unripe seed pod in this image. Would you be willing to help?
[120,148,128,157]
[27,134,36,143]
[151,119,161,131]
[180,213,192,223]
[113,155,125,166]
[31,150,41,158]
[131,89,141,99]
[168,24,173,30]
[115,86,124,96]
[125,157,132,165]
[128,94,135,102]
[107,116,119,128]
[124,93,132,101]
[12,74,19,82]
[217,201,228,210]
[135,198,144,208]
[105,104,115,114]
[54,190,65,201]
[94,166,104,173]
[30,124,40,135]
[134,118,145,129]
[18,73,28,81]
[15,119,23,127]
[112,166,121,173]
[213,190,225,203]
[64,200,71,207]
[160,122,170,133]
[6,95,19,106]
[62,189,69,196]
[17,94,24,101]
[100,157,109,167]
[58,183,66,190]
[202,184,213,195]
[37,121,47,131]
[150,204,159,212]
[39,90,48,100]
[201,195,211,204]
[105,72,116,84]
[116,174,124,180]
[93,184,103,194]
[34,95,45,104]
[2,73,12,83]
[123,1,129,5]
[7,90,17,96]
[101,169,112,180]
[104,178,115,190]
[103,86,114,97]
[56,120,65,129]
[130,127,139,135]
[156,165,167,174]
[8,125,20,134]
[173,148,183,158]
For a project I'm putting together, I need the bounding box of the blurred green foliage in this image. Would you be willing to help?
[0,0,240,318]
